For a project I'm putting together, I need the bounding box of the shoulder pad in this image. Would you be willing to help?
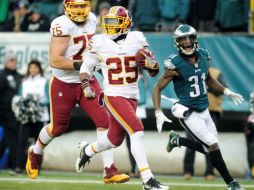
[51,15,72,36]
[197,48,211,60]
[164,55,177,70]
[88,12,96,23]
[129,31,148,47]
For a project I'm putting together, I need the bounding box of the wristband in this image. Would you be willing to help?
[81,78,89,90]
[73,61,83,70]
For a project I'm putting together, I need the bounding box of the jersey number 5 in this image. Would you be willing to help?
[107,56,138,85]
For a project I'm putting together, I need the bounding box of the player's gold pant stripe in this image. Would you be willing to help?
[48,76,54,134]
[104,95,134,135]
[91,144,97,153]
[139,166,150,173]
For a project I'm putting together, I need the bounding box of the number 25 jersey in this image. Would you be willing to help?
[80,31,148,100]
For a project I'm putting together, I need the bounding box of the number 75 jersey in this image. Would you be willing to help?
[80,31,148,100]
[164,48,210,111]
[50,13,96,83]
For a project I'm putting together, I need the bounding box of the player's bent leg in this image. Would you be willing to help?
[26,146,42,179]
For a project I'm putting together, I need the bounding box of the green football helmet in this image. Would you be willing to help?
[174,24,198,56]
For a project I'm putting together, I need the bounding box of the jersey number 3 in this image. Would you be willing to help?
[188,73,207,97]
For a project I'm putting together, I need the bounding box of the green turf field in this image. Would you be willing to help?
[0,170,254,190]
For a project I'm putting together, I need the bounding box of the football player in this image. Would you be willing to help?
[152,24,245,190]
[25,0,129,184]
[77,6,169,190]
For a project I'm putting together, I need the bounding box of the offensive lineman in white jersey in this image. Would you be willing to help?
[77,6,169,190]
[25,0,129,184]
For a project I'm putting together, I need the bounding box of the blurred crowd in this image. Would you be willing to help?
[0,0,250,33]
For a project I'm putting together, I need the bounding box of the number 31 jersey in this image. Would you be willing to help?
[164,48,210,111]
[80,31,148,100]
[50,13,96,83]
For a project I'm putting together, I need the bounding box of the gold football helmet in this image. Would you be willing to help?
[102,6,132,37]
[63,0,90,23]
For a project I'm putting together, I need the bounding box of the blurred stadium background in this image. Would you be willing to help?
[0,0,254,188]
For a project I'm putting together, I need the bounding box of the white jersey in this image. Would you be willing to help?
[80,31,148,99]
[50,13,96,83]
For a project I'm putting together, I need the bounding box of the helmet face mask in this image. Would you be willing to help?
[174,24,198,56]
[64,0,90,23]
[102,6,132,39]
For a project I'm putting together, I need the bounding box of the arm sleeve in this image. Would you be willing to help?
[80,52,99,75]
[217,73,227,87]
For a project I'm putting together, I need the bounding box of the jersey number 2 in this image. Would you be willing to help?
[107,56,138,85]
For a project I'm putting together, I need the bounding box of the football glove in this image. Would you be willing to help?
[224,88,244,105]
[81,79,95,100]
[155,109,172,133]
[140,51,159,70]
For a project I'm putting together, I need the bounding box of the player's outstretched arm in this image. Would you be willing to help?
[207,70,244,105]
[152,70,177,132]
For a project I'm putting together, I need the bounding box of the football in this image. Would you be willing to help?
[135,48,151,68]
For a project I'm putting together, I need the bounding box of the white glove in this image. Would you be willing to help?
[155,109,172,133]
[224,88,244,105]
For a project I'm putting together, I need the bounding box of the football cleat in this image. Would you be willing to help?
[75,141,91,173]
[166,130,179,153]
[143,178,169,190]
[25,146,42,179]
[103,164,130,184]
[226,181,245,190]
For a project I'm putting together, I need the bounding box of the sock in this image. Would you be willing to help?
[85,132,115,157]
[97,129,114,168]
[209,149,233,184]
[33,125,53,155]
[179,137,205,154]
[130,131,153,183]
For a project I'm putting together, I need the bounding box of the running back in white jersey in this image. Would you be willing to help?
[50,13,96,83]
[80,31,148,99]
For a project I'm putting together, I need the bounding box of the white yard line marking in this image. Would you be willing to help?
[0,177,253,188]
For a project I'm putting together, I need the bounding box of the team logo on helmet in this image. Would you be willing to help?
[174,24,198,56]
[63,0,90,23]
[101,6,132,38]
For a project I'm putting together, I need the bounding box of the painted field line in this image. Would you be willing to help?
[0,177,253,188]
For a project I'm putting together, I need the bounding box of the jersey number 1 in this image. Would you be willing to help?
[188,73,207,97]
